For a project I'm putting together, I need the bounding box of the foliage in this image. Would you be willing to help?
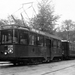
[56,19,75,41]
[30,0,59,34]
[61,20,75,31]
[57,30,75,42]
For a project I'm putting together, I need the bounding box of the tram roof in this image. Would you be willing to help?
[0,24,62,40]
[61,40,74,44]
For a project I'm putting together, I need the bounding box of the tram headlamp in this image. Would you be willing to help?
[8,49,13,53]
[8,45,13,53]
[4,52,7,55]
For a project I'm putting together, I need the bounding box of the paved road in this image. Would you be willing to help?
[0,60,75,75]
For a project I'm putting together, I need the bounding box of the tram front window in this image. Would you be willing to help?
[13,30,28,44]
[0,31,1,44]
[13,30,19,44]
[2,30,13,44]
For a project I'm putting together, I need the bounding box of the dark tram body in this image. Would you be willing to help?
[62,40,75,59]
[0,24,63,64]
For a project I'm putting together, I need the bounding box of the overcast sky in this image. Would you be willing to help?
[0,0,75,24]
[53,0,75,24]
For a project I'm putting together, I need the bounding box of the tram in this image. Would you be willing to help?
[62,40,75,59]
[0,24,62,64]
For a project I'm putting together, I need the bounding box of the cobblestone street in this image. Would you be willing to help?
[0,60,75,75]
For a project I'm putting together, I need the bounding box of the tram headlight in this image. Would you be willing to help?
[8,45,13,53]
[8,49,13,53]
[4,52,7,55]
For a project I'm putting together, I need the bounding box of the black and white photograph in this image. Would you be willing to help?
[0,0,75,75]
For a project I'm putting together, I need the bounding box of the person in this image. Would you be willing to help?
[8,34,12,43]
[13,36,18,43]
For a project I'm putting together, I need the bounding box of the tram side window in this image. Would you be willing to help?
[69,44,73,50]
[46,39,51,48]
[29,34,36,45]
[53,40,57,47]
[36,36,44,46]
[57,41,61,48]
[2,30,12,44]
[0,31,1,44]
[20,31,28,45]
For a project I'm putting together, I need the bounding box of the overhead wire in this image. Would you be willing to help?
[11,1,38,24]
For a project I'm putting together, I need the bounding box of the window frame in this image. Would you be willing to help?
[57,40,61,48]
[45,38,52,48]
[1,29,13,44]
[36,34,44,46]
[29,32,36,46]
[52,39,58,48]
[0,30,1,44]
[19,29,29,45]
[13,29,19,44]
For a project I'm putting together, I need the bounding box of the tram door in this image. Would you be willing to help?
[46,39,52,59]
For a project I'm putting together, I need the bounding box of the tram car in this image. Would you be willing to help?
[62,40,75,59]
[0,24,62,64]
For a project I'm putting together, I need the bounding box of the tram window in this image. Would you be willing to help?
[69,44,72,50]
[53,40,57,47]
[2,30,13,44]
[20,31,28,45]
[0,31,1,44]
[44,38,46,47]
[57,41,61,48]
[36,36,44,46]
[13,30,19,44]
[29,34,36,45]
[46,39,51,47]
